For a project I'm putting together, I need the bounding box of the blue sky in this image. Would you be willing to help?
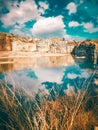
[0,0,98,40]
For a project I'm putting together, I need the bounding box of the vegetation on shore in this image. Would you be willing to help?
[0,73,98,130]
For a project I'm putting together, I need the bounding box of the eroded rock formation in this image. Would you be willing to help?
[0,33,98,60]
[0,33,12,51]
[0,33,75,53]
[71,40,98,65]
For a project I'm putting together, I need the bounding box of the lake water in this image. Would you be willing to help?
[0,54,98,96]
[0,54,98,129]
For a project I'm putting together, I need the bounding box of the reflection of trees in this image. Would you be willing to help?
[73,57,97,69]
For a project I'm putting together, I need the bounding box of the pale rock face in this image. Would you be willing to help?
[12,40,36,52]
[0,33,76,53]
[36,39,52,52]
[0,34,12,51]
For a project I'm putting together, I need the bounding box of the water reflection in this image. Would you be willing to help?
[0,58,13,72]
[42,65,98,98]
[0,55,97,96]
[0,55,74,72]
[0,54,98,128]
[0,55,74,93]
[73,57,98,69]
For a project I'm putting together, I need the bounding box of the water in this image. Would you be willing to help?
[0,55,98,113]
[0,55,98,94]
[0,54,98,129]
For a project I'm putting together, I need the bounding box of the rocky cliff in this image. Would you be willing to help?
[0,33,12,51]
[0,33,98,59]
[0,33,76,53]
[71,40,98,65]
[0,32,36,51]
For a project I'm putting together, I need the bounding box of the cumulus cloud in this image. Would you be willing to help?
[66,2,77,15]
[31,16,66,38]
[82,22,98,33]
[69,21,80,27]
[38,1,49,14]
[1,0,49,27]
[39,1,49,10]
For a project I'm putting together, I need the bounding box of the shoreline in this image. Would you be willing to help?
[0,51,73,66]
[0,51,71,59]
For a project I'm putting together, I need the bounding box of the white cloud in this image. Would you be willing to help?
[66,2,77,15]
[69,21,80,27]
[82,22,98,33]
[39,1,49,10]
[38,8,45,14]
[68,21,98,34]
[31,16,66,38]
[1,0,48,27]
[38,1,49,14]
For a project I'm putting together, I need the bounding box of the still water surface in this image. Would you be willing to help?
[0,55,98,95]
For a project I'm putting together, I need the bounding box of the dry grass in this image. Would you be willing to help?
[0,75,98,130]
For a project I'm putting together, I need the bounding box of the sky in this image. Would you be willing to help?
[0,0,98,40]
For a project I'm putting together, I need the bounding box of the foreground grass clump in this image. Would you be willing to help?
[0,80,98,130]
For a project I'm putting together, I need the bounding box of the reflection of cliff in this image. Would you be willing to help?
[0,61,13,72]
[73,57,97,69]
[0,55,75,71]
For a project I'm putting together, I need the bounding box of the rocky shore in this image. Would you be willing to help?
[0,32,98,64]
